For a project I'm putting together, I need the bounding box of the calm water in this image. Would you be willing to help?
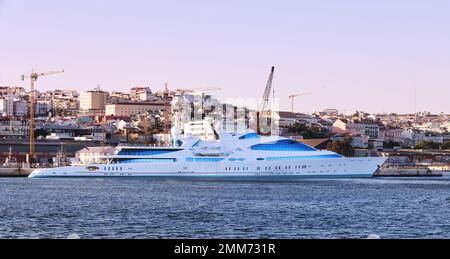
[0,176,449,239]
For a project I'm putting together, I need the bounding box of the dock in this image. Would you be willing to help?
[0,168,33,178]
[374,164,443,177]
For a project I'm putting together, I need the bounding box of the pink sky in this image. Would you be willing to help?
[1,0,449,114]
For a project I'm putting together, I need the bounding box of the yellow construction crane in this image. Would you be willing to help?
[21,69,64,161]
[289,92,312,113]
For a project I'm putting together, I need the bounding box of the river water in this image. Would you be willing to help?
[0,176,449,239]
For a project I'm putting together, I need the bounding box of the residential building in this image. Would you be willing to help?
[184,119,217,140]
[322,109,339,117]
[330,134,369,149]
[369,139,384,151]
[80,90,109,113]
[380,127,404,144]
[0,98,14,117]
[351,120,381,140]
[0,86,27,98]
[333,119,380,140]
[351,134,370,149]
[109,91,131,103]
[40,89,79,115]
[36,101,51,116]
[105,102,165,117]
[0,119,29,138]
[130,87,154,102]
[278,111,319,127]
[332,119,351,134]
[13,101,28,117]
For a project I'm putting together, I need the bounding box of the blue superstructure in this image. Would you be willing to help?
[250,139,317,152]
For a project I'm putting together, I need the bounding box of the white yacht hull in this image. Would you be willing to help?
[29,157,386,179]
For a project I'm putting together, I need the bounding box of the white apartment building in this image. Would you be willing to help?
[0,98,14,117]
[277,111,319,127]
[130,87,154,101]
[183,117,249,141]
[333,119,380,140]
[0,119,29,138]
[183,118,218,140]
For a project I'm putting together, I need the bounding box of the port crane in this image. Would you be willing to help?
[289,92,312,113]
[21,69,64,161]
[257,66,275,136]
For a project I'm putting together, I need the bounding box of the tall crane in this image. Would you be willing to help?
[289,92,312,113]
[21,69,64,161]
[257,66,275,136]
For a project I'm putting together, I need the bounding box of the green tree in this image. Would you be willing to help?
[442,141,450,150]
[327,135,355,157]
[383,141,401,149]
[415,141,440,150]
[35,128,50,138]
[289,122,330,139]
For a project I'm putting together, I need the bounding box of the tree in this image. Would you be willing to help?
[327,135,355,157]
[415,141,440,150]
[141,117,153,145]
[384,141,401,149]
[442,141,450,150]
[35,128,49,138]
[289,122,330,139]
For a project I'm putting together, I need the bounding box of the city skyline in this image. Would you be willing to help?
[1,0,449,114]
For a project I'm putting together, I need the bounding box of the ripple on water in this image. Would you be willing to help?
[0,177,449,239]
